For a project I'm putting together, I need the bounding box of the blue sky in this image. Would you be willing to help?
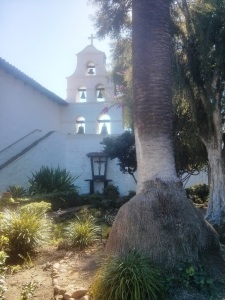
[0,0,111,98]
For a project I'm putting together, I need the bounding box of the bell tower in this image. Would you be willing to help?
[61,36,124,135]
[66,36,114,103]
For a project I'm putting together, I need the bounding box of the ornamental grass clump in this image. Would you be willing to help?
[0,208,51,258]
[90,250,165,300]
[64,215,101,250]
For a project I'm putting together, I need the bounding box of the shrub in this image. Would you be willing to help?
[165,259,222,298]
[19,201,51,217]
[29,191,82,211]
[128,190,136,199]
[28,166,79,195]
[90,250,165,300]
[186,183,209,204]
[0,250,8,298]
[0,236,9,251]
[6,185,27,199]
[64,215,101,250]
[103,184,119,201]
[0,209,51,258]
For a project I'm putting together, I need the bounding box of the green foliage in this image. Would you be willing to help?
[0,236,9,252]
[103,184,119,201]
[0,195,16,210]
[166,260,222,298]
[128,190,136,198]
[0,251,8,298]
[173,98,208,180]
[6,185,27,199]
[172,0,225,137]
[28,166,78,195]
[19,280,38,300]
[101,131,137,182]
[19,201,51,217]
[64,215,101,250]
[186,183,209,204]
[103,212,115,226]
[89,0,131,39]
[0,251,8,274]
[88,193,106,209]
[0,209,51,258]
[100,225,111,239]
[29,191,81,211]
[90,250,165,300]
[18,253,34,269]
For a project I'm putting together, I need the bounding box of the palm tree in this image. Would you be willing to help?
[106,0,224,274]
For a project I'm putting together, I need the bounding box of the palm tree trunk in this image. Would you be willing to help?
[133,0,178,192]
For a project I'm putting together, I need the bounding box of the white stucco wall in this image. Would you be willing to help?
[65,134,136,195]
[0,130,136,196]
[0,68,62,150]
[61,102,124,135]
[0,132,66,193]
[66,45,114,103]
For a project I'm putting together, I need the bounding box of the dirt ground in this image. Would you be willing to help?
[4,243,105,300]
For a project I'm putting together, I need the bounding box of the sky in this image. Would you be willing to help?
[0,0,111,99]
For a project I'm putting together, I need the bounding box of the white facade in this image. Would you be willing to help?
[0,44,136,196]
[0,43,206,196]
[0,67,63,149]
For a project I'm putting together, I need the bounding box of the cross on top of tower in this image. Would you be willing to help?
[88,34,96,45]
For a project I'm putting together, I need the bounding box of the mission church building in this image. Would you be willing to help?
[0,38,136,195]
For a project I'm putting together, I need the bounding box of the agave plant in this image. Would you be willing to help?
[28,166,79,195]
[90,250,165,300]
[64,215,101,250]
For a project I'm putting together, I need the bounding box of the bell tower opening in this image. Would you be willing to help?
[76,116,85,134]
[96,84,105,102]
[87,62,96,76]
[98,114,111,134]
[78,87,86,102]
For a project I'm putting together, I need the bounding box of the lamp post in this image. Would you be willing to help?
[85,152,112,194]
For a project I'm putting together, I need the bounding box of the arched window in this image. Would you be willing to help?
[96,84,105,102]
[78,86,86,102]
[97,114,111,134]
[87,62,96,75]
[76,116,85,134]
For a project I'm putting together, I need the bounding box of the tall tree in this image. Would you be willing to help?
[101,131,137,183]
[173,0,225,225]
[92,0,225,226]
[104,0,224,284]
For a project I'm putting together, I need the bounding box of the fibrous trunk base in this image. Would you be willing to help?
[106,179,222,269]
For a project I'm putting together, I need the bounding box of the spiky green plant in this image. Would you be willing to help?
[0,209,51,257]
[90,250,165,300]
[28,166,79,195]
[6,185,27,199]
[20,280,38,300]
[64,215,101,250]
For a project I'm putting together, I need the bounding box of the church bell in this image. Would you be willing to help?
[88,68,94,75]
[101,123,108,134]
[77,125,84,134]
[80,91,86,99]
[97,90,104,99]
